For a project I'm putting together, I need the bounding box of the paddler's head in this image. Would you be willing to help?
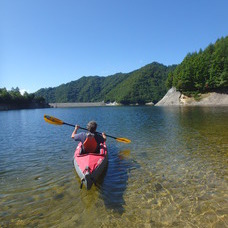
[87,121,97,133]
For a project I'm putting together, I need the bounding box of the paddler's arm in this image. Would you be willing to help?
[102,132,107,142]
[71,125,80,139]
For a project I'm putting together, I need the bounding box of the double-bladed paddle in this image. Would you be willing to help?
[44,114,131,144]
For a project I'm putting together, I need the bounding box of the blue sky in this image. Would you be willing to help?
[1,0,227,93]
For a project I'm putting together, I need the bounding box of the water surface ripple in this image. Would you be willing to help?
[0,107,227,227]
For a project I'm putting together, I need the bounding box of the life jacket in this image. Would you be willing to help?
[83,133,98,153]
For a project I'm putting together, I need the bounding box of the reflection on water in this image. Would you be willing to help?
[98,146,139,214]
[0,107,227,227]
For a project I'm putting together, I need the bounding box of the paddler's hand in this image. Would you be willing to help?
[75,125,80,130]
[102,132,107,141]
[71,125,80,139]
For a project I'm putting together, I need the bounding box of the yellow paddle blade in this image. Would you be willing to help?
[44,115,64,125]
[116,137,131,143]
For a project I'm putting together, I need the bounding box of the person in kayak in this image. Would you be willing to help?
[71,121,106,154]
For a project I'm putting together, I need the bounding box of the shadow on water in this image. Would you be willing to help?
[96,145,140,214]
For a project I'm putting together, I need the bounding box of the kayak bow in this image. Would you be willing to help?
[73,142,108,190]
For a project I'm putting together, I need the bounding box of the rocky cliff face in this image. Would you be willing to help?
[155,88,181,106]
[155,88,228,106]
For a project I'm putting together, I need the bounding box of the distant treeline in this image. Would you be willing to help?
[0,87,48,110]
[35,63,176,104]
[166,36,228,94]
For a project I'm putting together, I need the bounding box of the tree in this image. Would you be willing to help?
[171,36,228,93]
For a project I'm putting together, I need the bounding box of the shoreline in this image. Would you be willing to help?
[1,95,228,110]
[0,104,50,111]
[49,102,106,108]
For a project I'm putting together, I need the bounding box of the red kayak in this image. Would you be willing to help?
[73,142,108,190]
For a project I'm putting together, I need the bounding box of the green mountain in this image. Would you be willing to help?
[35,62,176,104]
[166,36,228,93]
[35,36,228,104]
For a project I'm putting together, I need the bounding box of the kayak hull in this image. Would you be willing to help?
[73,142,108,190]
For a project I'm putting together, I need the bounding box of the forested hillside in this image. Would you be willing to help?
[166,36,228,93]
[104,63,176,104]
[35,62,176,104]
[0,87,48,110]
